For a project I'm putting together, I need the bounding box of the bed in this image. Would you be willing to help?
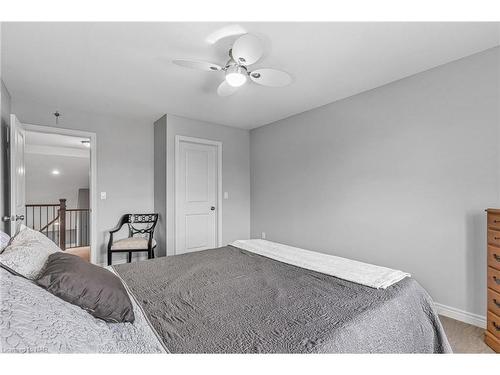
[0,239,451,353]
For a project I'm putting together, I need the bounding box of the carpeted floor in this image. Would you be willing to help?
[439,315,495,353]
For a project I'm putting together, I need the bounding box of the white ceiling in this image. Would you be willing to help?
[26,131,90,149]
[25,131,90,159]
[2,22,499,129]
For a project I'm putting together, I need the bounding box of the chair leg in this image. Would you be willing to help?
[107,251,112,266]
[148,249,152,259]
[128,252,132,263]
[151,248,155,259]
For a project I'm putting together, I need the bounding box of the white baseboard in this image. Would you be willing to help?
[434,302,486,329]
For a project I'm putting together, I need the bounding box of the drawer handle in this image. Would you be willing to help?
[494,299,500,308]
[494,254,500,262]
[494,276,500,285]
[494,237,500,240]
[495,220,500,223]
[493,321,500,331]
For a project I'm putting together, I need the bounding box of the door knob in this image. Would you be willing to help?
[210,206,216,211]
[1,215,24,222]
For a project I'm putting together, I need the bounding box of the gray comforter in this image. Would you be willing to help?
[114,245,451,353]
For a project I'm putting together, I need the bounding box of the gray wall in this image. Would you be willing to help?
[153,115,167,256]
[23,152,89,233]
[78,188,89,209]
[25,153,89,208]
[11,98,154,264]
[157,114,250,256]
[250,47,500,317]
[0,80,11,233]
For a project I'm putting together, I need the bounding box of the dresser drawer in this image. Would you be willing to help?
[487,230,500,247]
[485,331,500,352]
[488,266,500,294]
[488,212,500,230]
[488,288,500,317]
[489,246,500,271]
[487,311,500,340]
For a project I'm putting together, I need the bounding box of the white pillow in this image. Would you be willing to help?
[0,230,10,252]
[0,226,61,279]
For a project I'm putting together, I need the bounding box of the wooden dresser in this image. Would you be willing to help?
[485,209,500,352]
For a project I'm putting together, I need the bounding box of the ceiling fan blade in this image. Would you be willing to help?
[206,24,247,44]
[172,59,222,72]
[231,34,264,65]
[217,81,239,97]
[249,68,292,87]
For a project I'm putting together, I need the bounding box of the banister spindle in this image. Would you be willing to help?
[59,199,66,250]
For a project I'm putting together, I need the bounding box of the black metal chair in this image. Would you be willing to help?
[107,213,158,265]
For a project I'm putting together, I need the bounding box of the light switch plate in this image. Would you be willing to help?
[224,192,229,199]
[100,192,107,200]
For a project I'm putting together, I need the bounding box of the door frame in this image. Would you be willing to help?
[22,123,98,265]
[174,135,222,254]
[8,114,26,235]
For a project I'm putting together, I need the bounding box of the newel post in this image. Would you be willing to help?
[59,199,66,250]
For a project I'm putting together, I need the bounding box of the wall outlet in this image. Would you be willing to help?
[100,192,107,200]
[261,232,266,239]
[224,192,229,199]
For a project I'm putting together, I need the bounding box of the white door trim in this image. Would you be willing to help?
[175,135,222,254]
[22,123,98,265]
[9,115,26,235]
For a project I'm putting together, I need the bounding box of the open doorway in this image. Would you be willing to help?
[19,123,97,263]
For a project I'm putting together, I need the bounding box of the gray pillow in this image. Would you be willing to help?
[36,252,135,323]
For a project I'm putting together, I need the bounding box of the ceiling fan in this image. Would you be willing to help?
[173,34,292,96]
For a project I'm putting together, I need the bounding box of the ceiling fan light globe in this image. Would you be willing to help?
[225,73,247,87]
[225,65,247,87]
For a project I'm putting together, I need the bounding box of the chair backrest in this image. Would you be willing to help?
[126,214,158,237]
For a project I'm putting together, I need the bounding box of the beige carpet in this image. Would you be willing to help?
[439,315,495,353]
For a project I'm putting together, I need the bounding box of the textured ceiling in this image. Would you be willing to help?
[2,22,499,129]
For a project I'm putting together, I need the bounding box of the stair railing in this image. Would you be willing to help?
[25,198,89,250]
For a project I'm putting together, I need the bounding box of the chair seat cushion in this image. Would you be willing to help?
[111,237,156,251]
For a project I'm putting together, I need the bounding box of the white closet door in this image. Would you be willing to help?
[176,139,218,254]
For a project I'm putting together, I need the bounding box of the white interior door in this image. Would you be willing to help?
[176,138,220,254]
[9,114,26,234]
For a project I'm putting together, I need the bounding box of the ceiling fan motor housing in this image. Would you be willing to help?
[226,50,249,74]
